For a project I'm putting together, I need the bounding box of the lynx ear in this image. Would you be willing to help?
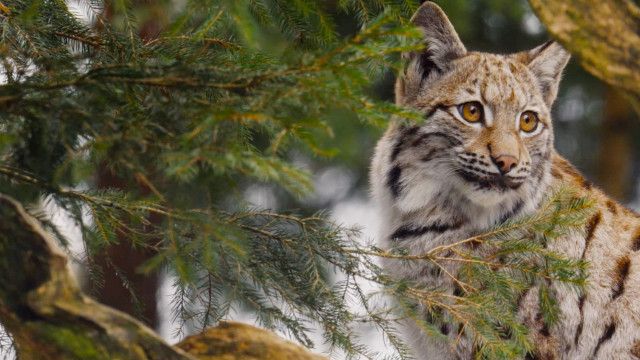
[517,41,570,107]
[396,2,466,105]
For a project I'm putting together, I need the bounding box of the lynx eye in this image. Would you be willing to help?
[519,111,539,133]
[457,102,483,123]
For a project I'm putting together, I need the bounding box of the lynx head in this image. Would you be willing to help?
[394,2,569,207]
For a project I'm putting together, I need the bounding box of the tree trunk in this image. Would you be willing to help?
[0,194,325,360]
[596,87,634,201]
[528,0,640,113]
[91,0,169,329]
[93,167,160,328]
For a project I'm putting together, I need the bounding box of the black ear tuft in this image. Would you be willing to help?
[419,48,440,78]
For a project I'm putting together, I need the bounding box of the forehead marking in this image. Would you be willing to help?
[479,58,529,110]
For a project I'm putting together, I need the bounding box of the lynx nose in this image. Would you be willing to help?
[491,155,518,175]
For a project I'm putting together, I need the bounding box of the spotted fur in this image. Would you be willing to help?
[369,3,640,359]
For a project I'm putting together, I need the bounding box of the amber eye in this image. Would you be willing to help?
[457,102,483,123]
[519,111,539,133]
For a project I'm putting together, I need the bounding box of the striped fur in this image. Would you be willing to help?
[370,3,640,359]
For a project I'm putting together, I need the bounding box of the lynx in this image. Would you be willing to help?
[370,2,640,359]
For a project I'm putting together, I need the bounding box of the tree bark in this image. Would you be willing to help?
[92,0,169,329]
[0,194,325,360]
[176,322,326,360]
[596,87,634,201]
[528,0,640,112]
[93,167,160,328]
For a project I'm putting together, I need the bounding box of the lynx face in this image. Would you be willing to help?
[393,5,569,206]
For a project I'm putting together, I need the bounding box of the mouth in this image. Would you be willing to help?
[456,169,523,191]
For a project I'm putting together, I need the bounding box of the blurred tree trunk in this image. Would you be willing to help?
[92,0,169,329]
[528,0,639,202]
[93,167,161,328]
[0,194,325,360]
[528,0,640,113]
[596,88,634,201]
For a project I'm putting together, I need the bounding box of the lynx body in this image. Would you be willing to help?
[370,3,640,359]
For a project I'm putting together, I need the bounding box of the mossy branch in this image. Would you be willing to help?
[528,0,640,112]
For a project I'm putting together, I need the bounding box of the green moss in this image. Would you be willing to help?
[39,324,111,360]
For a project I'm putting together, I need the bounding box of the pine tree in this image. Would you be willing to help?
[0,1,593,359]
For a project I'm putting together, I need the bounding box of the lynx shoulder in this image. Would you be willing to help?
[369,2,640,359]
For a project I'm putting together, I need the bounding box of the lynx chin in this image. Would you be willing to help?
[370,2,640,359]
